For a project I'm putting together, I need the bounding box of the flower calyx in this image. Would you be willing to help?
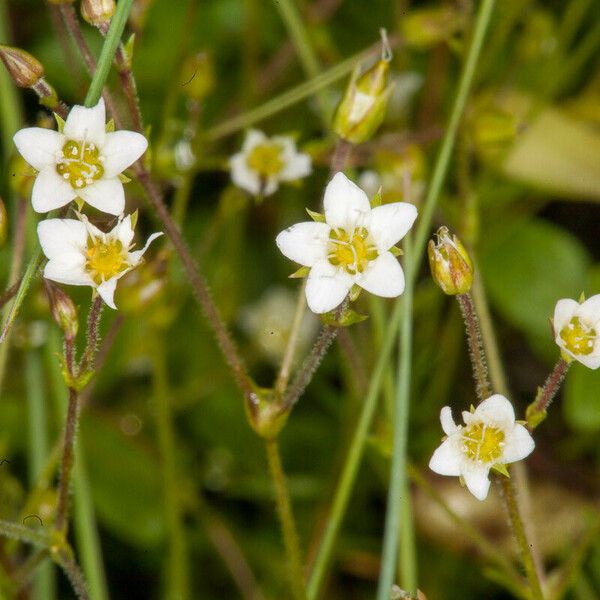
[245,387,290,439]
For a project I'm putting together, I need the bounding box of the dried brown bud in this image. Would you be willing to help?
[0,45,44,88]
[81,0,116,26]
[44,280,79,340]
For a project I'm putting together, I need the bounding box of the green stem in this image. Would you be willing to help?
[377,1,497,596]
[265,438,306,600]
[376,234,415,599]
[273,0,328,124]
[204,38,392,141]
[84,0,134,107]
[0,0,23,157]
[45,327,109,600]
[25,349,55,600]
[0,518,51,548]
[499,476,544,600]
[151,334,189,600]
[526,359,570,430]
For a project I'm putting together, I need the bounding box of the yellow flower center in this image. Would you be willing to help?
[85,237,127,284]
[559,317,596,355]
[462,422,504,463]
[56,139,105,189]
[327,227,378,275]
[246,143,284,177]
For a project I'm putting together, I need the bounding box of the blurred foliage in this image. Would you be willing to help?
[0,0,599,599]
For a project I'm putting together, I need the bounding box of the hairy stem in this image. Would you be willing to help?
[456,292,492,401]
[265,438,306,600]
[526,359,570,430]
[499,476,545,600]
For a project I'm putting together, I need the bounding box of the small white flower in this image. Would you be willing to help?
[275,172,417,314]
[553,294,600,369]
[230,129,312,197]
[429,395,535,501]
[38,214,162,309]
[13,98,147,215]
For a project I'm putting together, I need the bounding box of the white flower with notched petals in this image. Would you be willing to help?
[38,214,162,309]
[429,395,535,501]
[275,172,417,314]
[230,129,311,197]
[553,294,600,369]
[13,98,147,215]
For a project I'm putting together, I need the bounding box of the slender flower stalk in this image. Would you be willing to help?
[456,292,492,401]
[526,358,570,430]
[265,438,306,600]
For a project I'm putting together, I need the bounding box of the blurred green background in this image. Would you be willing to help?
[0,0,599,598]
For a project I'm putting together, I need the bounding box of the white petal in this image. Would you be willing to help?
[262,177,279,197]
[575,353,600,369]
[440,406,458,436]
[102,131,148,177]
[128,232,163,264]
[324,172,370,229]
[63,98,106,146]
[305,259,352,314]
[354,252,405,297]
[31,169,77,213]
[462,466,491,501]
[275,222,329,267]
[553,298,578,330]
[577,294,600,326]
[78,178,125,215]
[242,129,267,152]
[502,424,535,464]
[230,153,261,195]
[279,153,312,182]
[97,279,118,309]
[365,202,418,252]
[13,128,63,170]
[429,439,462,476]
[473,394,515,429]
[37,218,88,259]
[112,215,135,247]
[44,256,90,286]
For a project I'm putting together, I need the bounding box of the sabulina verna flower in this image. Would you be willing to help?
[229,129,312,197]
[553,294,600,369]
[13,98,147,215]
[276,172,417,314]
[37,214,162,309]
[429,395,535,501]
[428,226,474,295]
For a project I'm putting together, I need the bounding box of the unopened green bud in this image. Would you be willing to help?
[333,31,394,144]
[401,6,465,49]
[0,198,7,248]
[81,0,115,26]
[0,45,44,88]
[245,388,289,439]
[428,226,474,295]
[44,280,78,340]
[180,52,215,101]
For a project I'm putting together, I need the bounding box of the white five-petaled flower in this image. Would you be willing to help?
[38,214,162,309]
[13,98,147,215]
[275,172,417,314]
[553,294,600,369]
[230,129,312,197]
[429,395,535,501]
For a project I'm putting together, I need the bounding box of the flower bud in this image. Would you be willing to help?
[0,198,7,248]
[401,6,466,49]
[332,31,394,144]
[81,0,115,26]
[428,226,474,295]
[0,45,44,88]
[180,52,215,101]
[44,280,78,340]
